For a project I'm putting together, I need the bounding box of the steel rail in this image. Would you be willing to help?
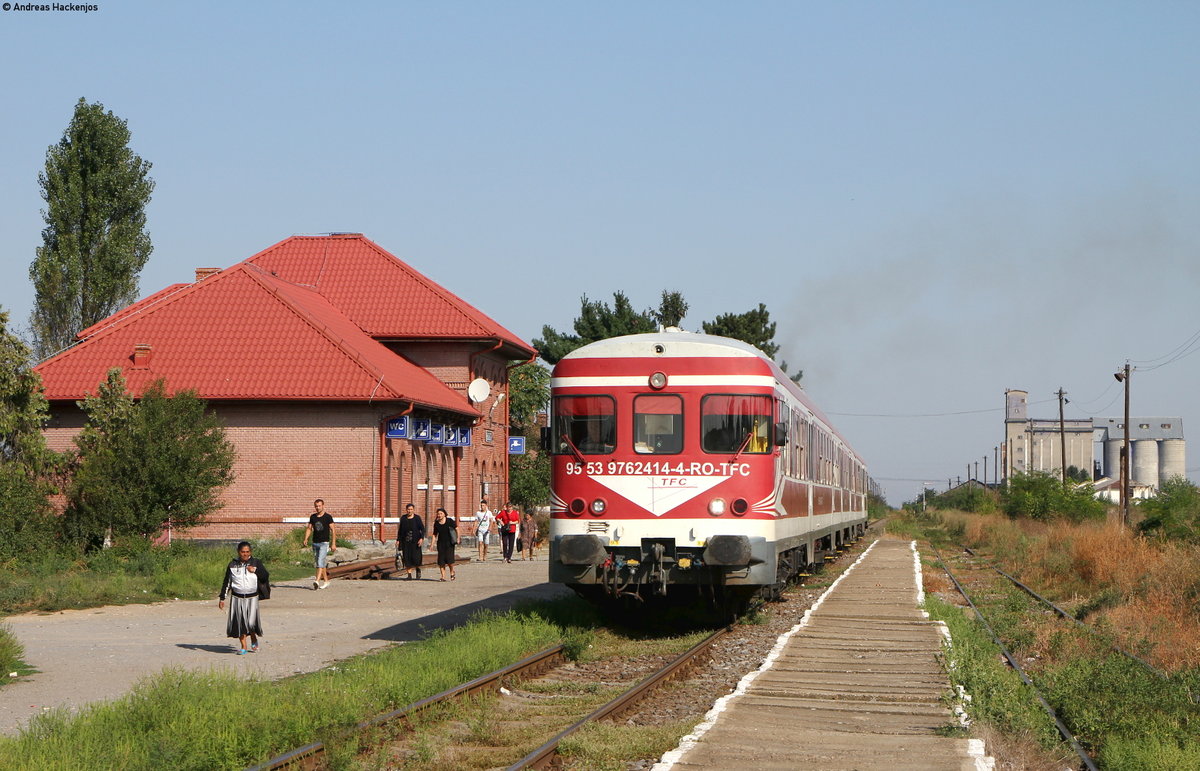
[932,546,1098,771]
[960,546,1168,682]
[506,625,732,770]
[246,645,566,771]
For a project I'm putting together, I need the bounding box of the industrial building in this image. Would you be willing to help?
[1002,389,1185,491]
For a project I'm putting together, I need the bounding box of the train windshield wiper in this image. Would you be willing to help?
[561,433,587,465]
[731,431,753,463]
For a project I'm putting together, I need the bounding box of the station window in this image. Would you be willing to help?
[633,394,683,454]
[552,395,616,455]
[701,394,772,454]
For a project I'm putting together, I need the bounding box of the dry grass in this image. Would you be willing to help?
[973,722,1079,771]
[952,514,1200,672]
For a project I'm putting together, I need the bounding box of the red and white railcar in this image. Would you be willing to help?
[547,330,870,607]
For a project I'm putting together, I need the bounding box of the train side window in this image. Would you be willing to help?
[701,394,773,454]
[633,394,683,454]
[552,395,616,455]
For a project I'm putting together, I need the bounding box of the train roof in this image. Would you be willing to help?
[560,329,769,360]
[557,330,866,465]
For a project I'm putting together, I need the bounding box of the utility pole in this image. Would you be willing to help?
[984,455,988,486]
[994,446,999,486]
[1114,364,1132,527]
[1057,388,1068,485]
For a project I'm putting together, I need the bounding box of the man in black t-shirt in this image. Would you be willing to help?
[301,498,337,590]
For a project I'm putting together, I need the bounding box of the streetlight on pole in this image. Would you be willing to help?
[1114,363,1132,527]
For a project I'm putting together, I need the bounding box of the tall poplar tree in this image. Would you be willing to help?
[29,98,154,358]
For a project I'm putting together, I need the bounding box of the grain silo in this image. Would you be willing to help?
[1160,438,1187,484]
[1132,438,1160,486]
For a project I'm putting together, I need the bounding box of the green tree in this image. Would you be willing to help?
[701,302,801,381]
[1001,471,1105,523]
[534,292,657,364]
[0,310,60,559]
[29,98,155,358]
[702,302,779,358]
[650,290,689,328]
[65,372,235,547]
[507,361,550,433]
[508,451,550,514]
[1137,477,1200,542]
[507,361,551,512]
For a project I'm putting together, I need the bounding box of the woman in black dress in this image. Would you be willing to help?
[431,507,458,581]
[396,503,425,580]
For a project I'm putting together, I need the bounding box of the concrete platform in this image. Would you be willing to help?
[656,538,993,770]
[0,555,568,736]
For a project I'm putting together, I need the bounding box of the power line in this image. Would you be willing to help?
[1130,326,1200,366]
[828,397,1056,419]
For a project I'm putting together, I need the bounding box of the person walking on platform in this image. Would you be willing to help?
[431,507,458,581]
[396,503,425,580]
[522,511,539,560]
[218,541,270,655]
[474,499,494,562]
[301,498,336,590]
[497,501,519,563]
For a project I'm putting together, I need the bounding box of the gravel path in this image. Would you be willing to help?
[0,557,569,736]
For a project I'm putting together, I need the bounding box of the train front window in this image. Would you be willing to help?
[634,394,683,454]
[552,395,616,455]
[701,394,772,454]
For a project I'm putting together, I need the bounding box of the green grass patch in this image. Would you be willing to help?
[922,594,1060,749]
[0,623,33,685]
[558,719,700,771]
[0,609,566,770]
[0,537,313,615]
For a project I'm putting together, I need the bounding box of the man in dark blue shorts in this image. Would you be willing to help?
[301,498,337,589]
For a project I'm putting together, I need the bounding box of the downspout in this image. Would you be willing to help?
[380,402,415,544]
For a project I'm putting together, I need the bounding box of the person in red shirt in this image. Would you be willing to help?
[496,502,519,563]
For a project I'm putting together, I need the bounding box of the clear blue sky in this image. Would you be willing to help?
[2,2,1198,504]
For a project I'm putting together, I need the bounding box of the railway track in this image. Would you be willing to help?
[248,628,729,771]
[932,545,1099,771]
[326,554,470,581]
[248,533,878,770]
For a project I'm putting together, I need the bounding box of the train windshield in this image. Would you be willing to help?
[701,394,773,454]
[552,395,616,455]
[633,394,683,454]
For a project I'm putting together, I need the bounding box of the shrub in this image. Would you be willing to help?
[1137,477,1200,542]
[1002,472,1106,522]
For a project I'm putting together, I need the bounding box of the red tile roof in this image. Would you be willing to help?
[32,233,538,415]
[244,234,532,355]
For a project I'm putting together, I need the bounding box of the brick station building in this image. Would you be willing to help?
[34,233,536,541]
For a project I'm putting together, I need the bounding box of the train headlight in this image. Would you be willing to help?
[648,371,667,390]
[708,498,726,516]
[731,498,749,516]
[568,499,586,516]
[590,498,607,515]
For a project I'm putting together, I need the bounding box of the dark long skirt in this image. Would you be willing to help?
[400,540,423,569]
[226,594,262,638]
[437,539,456,566]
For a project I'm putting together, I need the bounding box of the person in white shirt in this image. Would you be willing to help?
[475,499,494,562]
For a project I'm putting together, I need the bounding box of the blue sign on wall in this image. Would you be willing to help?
[459,427,472,446]
[385,416,409,439]
[508,436,526,454]
[413,419,431,440]
[429,423,444,444]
